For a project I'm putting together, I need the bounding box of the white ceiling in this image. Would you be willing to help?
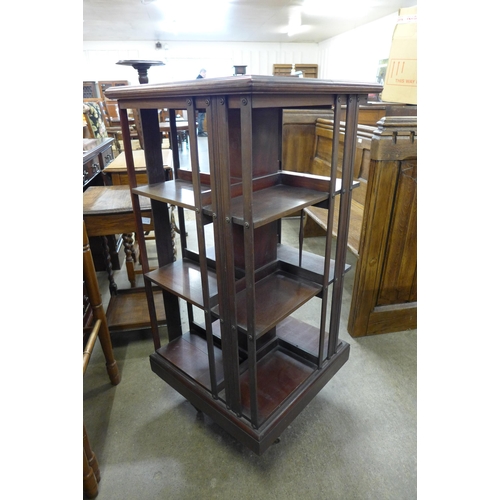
[83,0,416,44]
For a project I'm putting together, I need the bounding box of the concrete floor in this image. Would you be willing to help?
[84,138,417,499]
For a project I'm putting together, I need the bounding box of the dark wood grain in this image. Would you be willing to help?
[105,75,382,101]
[145,259,219,308]
[276,316,326,358]
[132,179,211,209]
[213,270,321,338]
[227,184,329,228]
[239,347,315,425]
[156,333,225,391]
[277,243,351,285]
[105,288,167,331]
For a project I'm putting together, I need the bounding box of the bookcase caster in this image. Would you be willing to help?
[191,403,203,414]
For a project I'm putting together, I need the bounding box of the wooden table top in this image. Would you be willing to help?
[103,148,172,174]
[160,120,189,131]
[83,185,151,215]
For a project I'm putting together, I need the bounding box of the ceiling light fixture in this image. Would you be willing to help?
[287,7,303,37]
[302,0,369,17]
[155,0,230,34]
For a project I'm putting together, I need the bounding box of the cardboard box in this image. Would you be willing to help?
[381,6,417,105]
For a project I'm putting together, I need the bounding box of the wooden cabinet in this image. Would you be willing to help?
[273,64,318,78]
[83,81,99,99]
[106,75,381,455]
[347,116,417,336]
[83,137,114,190]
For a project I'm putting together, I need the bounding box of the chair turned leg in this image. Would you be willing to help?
[83,424,100,482]
[123,233,136,287]
[114,135,122,154]
[83,448,99,499]
[98,316,120,385]
[83,223,121,385]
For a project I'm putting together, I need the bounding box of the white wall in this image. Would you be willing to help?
[318,13,398,82]
[83,41,320,83]
[83,13,398,84]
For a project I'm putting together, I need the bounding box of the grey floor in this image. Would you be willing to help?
[84,137,417,499]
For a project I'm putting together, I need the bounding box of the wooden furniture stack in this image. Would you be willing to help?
[106,75,381,455]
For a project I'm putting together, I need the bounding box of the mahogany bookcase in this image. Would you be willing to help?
[106,76,382,455]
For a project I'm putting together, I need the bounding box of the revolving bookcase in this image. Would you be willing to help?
[106,76,382,455]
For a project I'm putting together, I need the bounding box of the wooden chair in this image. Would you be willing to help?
[131,108,146,150]
[103,100,121,124]
[83,220,120,498]
[301,119,375,255]
[97,101,124,153]
[159,108,191,149]
[102,100,141,154]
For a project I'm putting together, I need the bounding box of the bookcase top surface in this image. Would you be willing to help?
[105,75,382,101]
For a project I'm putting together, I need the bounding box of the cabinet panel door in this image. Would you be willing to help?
[348,157,417,337]
[377,159,417,305]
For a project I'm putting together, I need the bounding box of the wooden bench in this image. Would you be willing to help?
[348,115,417,336]
[298,112,418,337]
[302,119,376,255]
[284,103,416,254]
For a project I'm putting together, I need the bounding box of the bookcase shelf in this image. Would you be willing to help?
[133,179,211,209]
[155,333,225,392]
[213,269,321,338]
[145,259,218,308]
[218,184,329,228]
